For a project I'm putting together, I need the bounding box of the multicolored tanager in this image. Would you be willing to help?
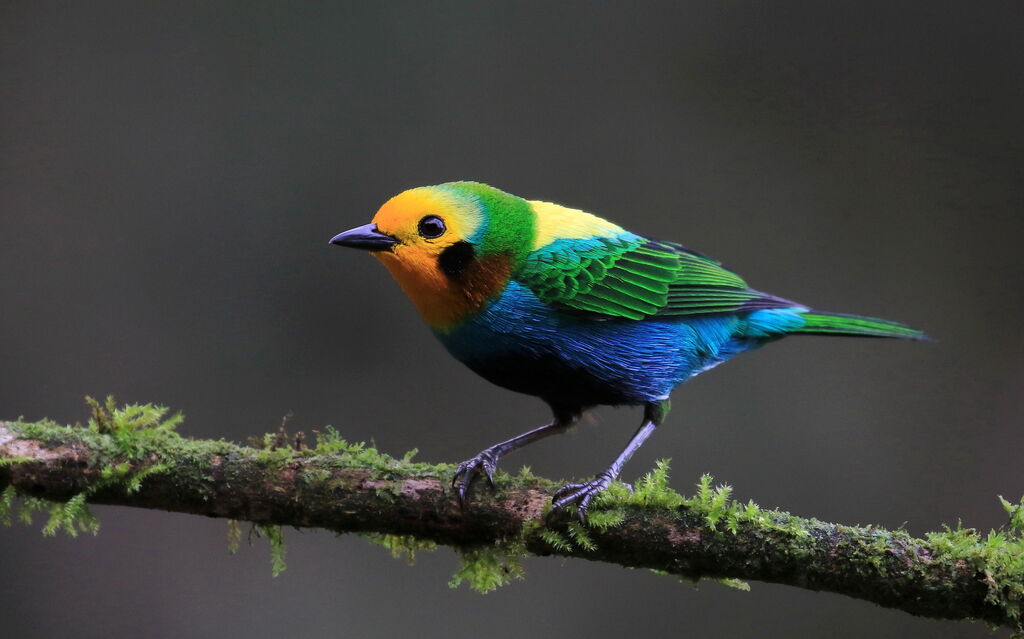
[330,182,924,521]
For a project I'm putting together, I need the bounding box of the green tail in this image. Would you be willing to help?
[793,311,928,340]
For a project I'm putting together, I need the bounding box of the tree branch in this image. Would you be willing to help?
[0,410,1021,632]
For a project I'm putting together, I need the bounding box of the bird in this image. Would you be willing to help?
[329,181,925,522]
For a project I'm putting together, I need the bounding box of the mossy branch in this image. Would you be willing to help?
[0,406,1022,632]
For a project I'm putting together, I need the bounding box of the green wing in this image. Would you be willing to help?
[516,234,799,321]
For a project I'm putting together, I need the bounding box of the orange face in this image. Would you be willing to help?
[368,187,508,331]
[371,186,482,269]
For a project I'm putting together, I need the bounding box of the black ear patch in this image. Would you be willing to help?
[438,241,476,280]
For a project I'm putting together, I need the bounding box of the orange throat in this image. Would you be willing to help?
[374,250,512,331]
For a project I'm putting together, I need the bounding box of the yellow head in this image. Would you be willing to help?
[330,182,533,331]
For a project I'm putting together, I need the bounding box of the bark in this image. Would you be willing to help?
[0,419,1020,631]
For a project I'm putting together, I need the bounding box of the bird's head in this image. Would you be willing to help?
[330,182,535,331]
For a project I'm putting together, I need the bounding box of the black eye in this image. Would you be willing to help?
[417,215,446,239]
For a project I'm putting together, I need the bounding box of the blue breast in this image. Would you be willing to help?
[435,282,806,408]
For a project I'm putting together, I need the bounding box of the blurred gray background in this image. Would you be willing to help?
[2,1,1022,637]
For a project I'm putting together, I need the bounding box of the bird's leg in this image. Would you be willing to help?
[453,408,580,505]
[551,400,670,524]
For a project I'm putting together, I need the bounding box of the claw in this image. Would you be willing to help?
[451,449,499,506]
[547,472,615,525]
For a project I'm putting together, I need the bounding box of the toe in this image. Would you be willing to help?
[548,476,615,524]
[577,492,596,524]
[552,482,583,501]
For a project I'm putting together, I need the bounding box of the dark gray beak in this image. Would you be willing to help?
[329,223,398,251]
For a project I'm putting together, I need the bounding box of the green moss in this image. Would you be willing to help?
[301,468,331,485]
[253,446,296,467]
[85,395,183,457]
[243,426,457,578]
[311,425,350,455]
[0,486,17,525]
[620,466,1022,622]
[361,533,438,564]
[224,520,287,576]
[924,509,1024,625]
[650,469,759,536]
[3,397,182,539]
[649,572,750,593]
[226,519,241,555]
[714,577,751,591]
[631,459,685,509]
[15,497,54,526]
[11,417,64,440]
[565,521,596,552]
[6,401,456,580]
[565,461,766,542]
[539,529,572,552]
[585,507,626,531]
[41,492,100,537]
[448,544,526,593]
[309,426,452,479]
[0,491,99,537]
[604,461,810,543]
[1000,496,1024,533]
[252,523,287,577]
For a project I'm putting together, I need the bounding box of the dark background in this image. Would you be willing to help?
[2,2,1022,637]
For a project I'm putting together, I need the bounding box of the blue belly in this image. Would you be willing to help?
[435,282,804,408]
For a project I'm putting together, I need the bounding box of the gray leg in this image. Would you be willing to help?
[550,400,669,523]
[453,408,580,505]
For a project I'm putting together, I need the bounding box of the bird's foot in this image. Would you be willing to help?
[549,471,619,524]
[451,448,499,506]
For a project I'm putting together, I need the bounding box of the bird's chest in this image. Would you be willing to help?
[432,283,705,406]
[436,310,626,406]
[433,285,557,374]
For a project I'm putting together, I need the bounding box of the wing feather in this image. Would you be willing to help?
[517,232,799,321]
